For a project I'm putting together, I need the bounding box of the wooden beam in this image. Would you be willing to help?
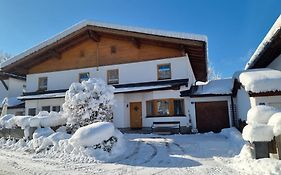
[88,30,100,42]
[131,37,141,49]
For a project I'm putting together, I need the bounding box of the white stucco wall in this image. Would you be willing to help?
[25,98,65,115]
[236,88,251,122]
[250,95,281,109]
[187,96,233,130]
[26,56,194,92]
[268,53,281,71]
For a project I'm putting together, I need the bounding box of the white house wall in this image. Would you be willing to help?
[25,98,65,115]
[268,53,281,71]
[26,56,194,92]
[236,88,251,122]
[250,95,281,109]
[7,78,25,97]
[187,96,233,129]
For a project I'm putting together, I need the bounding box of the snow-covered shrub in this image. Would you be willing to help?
[29,111,66,128]
[268,112,281,136]
[62,78,114,132]
[242,124,274,143]
[246,105,279,125]
[0,114,14,129]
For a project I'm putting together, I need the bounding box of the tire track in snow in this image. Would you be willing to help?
[142,142,157,164]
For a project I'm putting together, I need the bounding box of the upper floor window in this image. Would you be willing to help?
[38,77,47,91]
[79,72,90,83]
[107,69,119,84]
[157,63,171,80]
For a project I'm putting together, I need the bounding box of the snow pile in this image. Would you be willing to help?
[236,68,281,93]
[63,78,114,132]
[220,127,246,154]
[242,105,281,143]
[192,78,233,95]
[246,105,279,124]
[268,112,281,136]
[29,111,66,128]
[0,111,66,130]
[242,124,273,142]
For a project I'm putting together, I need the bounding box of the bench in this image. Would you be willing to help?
[152,121,180,134]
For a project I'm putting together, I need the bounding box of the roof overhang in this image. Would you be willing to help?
[1,21,207,81]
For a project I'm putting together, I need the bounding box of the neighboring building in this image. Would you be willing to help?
[0,72,25,115]
[0,21,207,131]
[234,15,281,129]
[181,79,234,133]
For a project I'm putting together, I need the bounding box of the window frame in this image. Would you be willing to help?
[38,77,48,91]
[79,72,90,83]
[107,69,119,84]
[157,63,171,80]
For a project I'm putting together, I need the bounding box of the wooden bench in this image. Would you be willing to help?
[152,121,180,134]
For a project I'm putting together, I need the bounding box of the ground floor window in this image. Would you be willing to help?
[52,106,61,112]
[146,98,185,117]
[42,106,51,112]
[28,108,36,116]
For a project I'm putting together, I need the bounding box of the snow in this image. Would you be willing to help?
[242,124,274,142]
[236,68,281,93]
[33,127,55,139]
[192,78,233,95]
[69,122,115,147]
[246,105,279,124]
[1,20,207,69]
[29,111,66,128]
[268,112,281,136]
[245,15,281,69]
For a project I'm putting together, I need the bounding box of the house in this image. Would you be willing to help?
[181,78,234,133]
[233,15,281,129]
[0,21,208,132]
[0,72,25,115]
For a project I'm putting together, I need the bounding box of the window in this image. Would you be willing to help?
[146,100,154,116]
[28,108,36,116]
[156,99,170,116]
[52,106,61,112]
[174,99,185,116]
[79,72,90,83]
[42,106,51,112]
[107,69,119,84]
[146,98,185,117]
[38,77,47,91]
[157,64,171,80]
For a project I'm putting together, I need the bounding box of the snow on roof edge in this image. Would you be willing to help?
[1,20,207,69]
[245,15,281,70]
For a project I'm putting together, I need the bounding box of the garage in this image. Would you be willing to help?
[195,101,230,133]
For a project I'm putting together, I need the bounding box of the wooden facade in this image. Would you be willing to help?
[29,37,182,74]
[2,24,207,81]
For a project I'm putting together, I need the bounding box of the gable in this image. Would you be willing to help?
[2,23,207,81]
[29,36,183,74]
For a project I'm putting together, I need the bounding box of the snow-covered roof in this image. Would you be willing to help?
[1,20,207,69]
[185,78,233,96]
[236,68,281,93]
[18,85,172,100]
[0,97,23,107]
[245,15,281,69]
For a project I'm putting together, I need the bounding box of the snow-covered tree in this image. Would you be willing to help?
[62,78,115,132]
[208,64,221,80]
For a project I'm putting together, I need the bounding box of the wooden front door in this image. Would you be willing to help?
[195,101,230,133]
[130,102,142,129]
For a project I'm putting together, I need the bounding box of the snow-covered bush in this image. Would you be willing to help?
[242,124,274,142]
[62,78,114,132]
[246,105,279,125]
[268,112,281,136]
[29,111,66,128]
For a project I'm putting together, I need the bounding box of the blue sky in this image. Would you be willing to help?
[0,0,281,78]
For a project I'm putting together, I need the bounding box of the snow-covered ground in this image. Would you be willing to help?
[1,128,279,175]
